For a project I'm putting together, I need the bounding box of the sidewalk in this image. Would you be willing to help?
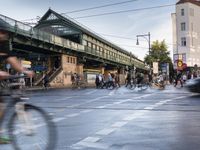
[24,84,96,91]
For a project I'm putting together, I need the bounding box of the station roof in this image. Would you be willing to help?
[35,9,143,63]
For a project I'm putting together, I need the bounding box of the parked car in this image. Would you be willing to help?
[185,77,200,93]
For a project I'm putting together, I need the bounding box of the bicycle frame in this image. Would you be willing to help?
[0,90,25,131]
[0,75,31,134]
[0,75,57,150]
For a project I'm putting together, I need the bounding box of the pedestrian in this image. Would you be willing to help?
[182,73,187,83]
[95,74,100,88]
[174,70,183,87]
[125,72,131,87]
[115,73,120,87]
[43,73,49,89]
[19,73,26,89]
[71,73,75,85]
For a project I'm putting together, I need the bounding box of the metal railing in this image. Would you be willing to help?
[0,14,84,52]
[0,14,147,70]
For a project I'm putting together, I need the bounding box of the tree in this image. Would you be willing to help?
[144,40,174,80]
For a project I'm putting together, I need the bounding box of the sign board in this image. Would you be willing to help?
[86,73,96,84]
[153,62,158,74]
[161,63,169,74]
[177,60,183,67]
[173,53,186,63]
[21,60,31,68]
[167,63,169,75]
[32,66,47,71]
[173,53,187,70]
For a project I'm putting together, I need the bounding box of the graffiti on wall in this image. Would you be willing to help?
[53,76,64,84]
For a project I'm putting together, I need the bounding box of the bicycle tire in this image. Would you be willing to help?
[141,84,148,90]
[8,104,57,150]
[130,83,136,90]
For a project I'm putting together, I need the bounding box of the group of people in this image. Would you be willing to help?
[95,73,120,89]
[174,70,199,87]
[71,73,82,88]
[125,71,152,87]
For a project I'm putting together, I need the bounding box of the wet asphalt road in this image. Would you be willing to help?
[2,85,200,150]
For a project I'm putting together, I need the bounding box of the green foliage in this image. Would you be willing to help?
[144,40,174,75]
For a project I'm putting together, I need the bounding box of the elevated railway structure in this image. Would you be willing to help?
[0,9,148,87]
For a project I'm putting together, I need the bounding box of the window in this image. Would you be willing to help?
[191,23,193,31]
[67,57,70,63]
[72,58,75,64]
[181,37,186,46]
[190,8,194,16]
[82,40,87,45]
[191,37,194,46]
[181,9,184,16]
[181,22,186,31]
[87,42,91,47]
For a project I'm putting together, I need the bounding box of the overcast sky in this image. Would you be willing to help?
[0,0,177,60]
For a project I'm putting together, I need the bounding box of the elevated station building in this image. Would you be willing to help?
[0,9,147,87]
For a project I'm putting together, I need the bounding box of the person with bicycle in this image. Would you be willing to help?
[174,70,183,87]
[0,29,34,144]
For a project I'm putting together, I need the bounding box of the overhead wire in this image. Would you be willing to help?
[73,4,175,19]
[21,0,142,22]
[61,0,142,14]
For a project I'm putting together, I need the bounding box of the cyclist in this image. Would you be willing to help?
[0,29,34,144]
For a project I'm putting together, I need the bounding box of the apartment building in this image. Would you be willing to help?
[172,0,200,67]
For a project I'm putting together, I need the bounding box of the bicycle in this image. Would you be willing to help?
[127,78,151,90]
[151,78,165,90]
[0,75,57,150]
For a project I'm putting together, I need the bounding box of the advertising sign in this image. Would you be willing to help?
[161,63,169,75]
[153,62,158,74]
[21,60,32,68]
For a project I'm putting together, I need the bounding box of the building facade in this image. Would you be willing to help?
[172,0,200,67]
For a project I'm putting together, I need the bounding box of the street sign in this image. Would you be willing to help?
[173,53,187,70]
[177,60,183,67]
[32,65,47,71]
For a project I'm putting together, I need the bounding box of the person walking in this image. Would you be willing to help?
[174,70,183,87]
[43,73,50,89]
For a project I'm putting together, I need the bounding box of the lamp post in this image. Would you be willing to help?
[136,32,151,54]
[136,32,151,75]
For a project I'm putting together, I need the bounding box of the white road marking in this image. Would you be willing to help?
[96,128,117,135]
[72,141,109,149]
[85,89,98,95]
[80,110,93,113]
[54,97,72,101]
[108,90,116,96]
[113,101,123,105]
[111,121,128,128]
[123,114,140,121]
[96,106,107,109]
[66,113,80,117]
[71,93,193,149]
[144,106,155,110]
[52,117,65,122]
[82,136,101,143]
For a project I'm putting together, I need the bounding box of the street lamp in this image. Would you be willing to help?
[136,32,151,75]
[136,32,151,54]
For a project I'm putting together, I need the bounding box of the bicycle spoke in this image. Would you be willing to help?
[9,105,56,150]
